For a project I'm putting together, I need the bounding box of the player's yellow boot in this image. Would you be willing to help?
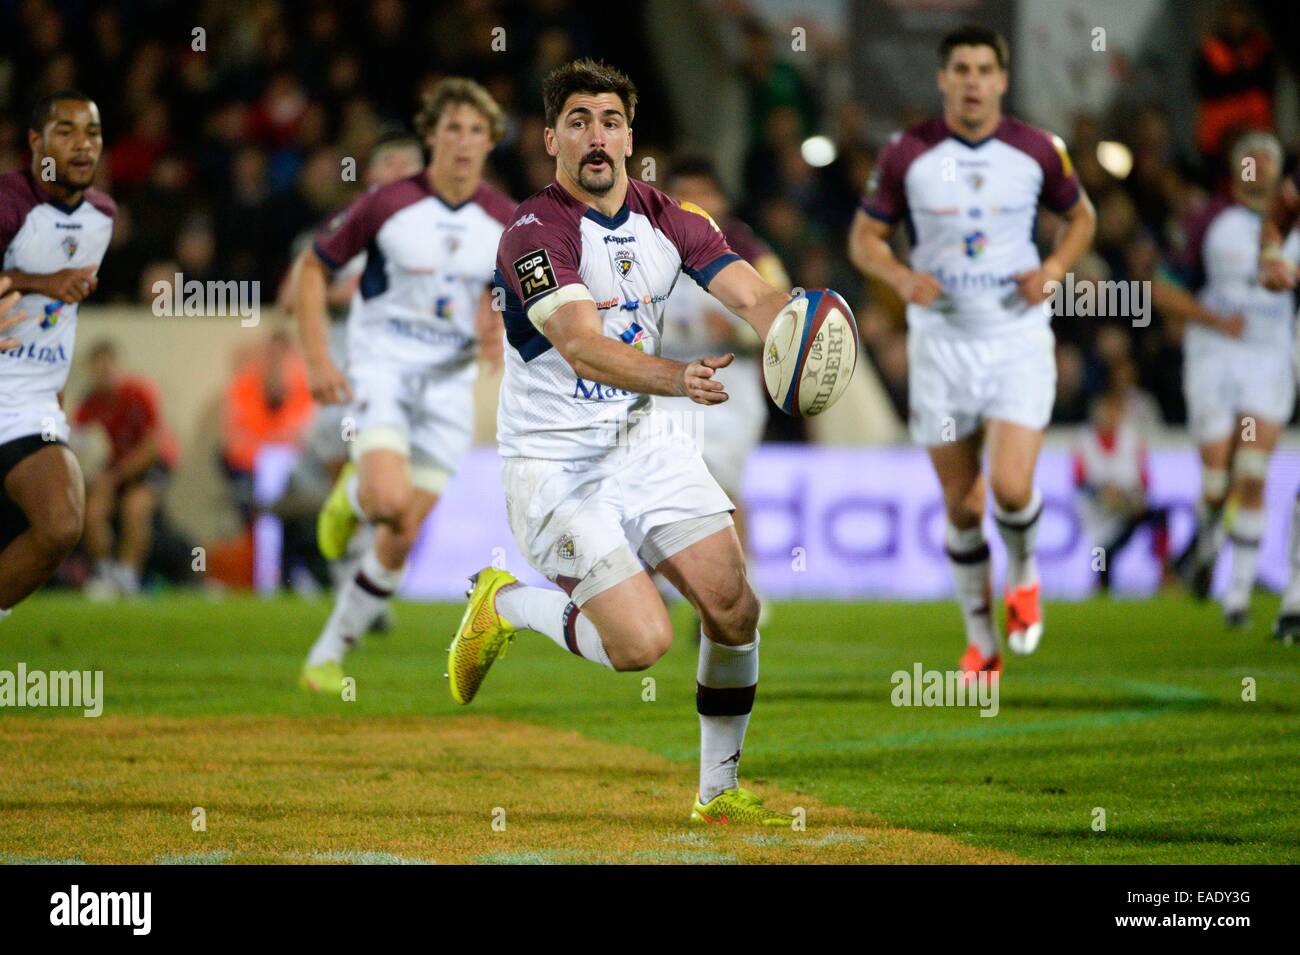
[317,462,359,561]
[299,660,346,696]
[690,787,795,827]
[447,568,518,705]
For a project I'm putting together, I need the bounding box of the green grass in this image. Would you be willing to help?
[3,590,1298,862]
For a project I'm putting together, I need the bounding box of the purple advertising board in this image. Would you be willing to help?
[255,445,1299,601]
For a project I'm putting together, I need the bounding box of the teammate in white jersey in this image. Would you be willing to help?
[449,59,810,826]
[292,79,515,692]
[1156,131,1297,627]
[1258,146,1300,645]
[848,26,1096,679]
[0,91,116,623]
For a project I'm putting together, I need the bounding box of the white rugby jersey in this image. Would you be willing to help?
[314,173,515,369]
[495,178,739,459]
[1172,197,1300,353]
[862,116,1081,338]
[0,169,115,409]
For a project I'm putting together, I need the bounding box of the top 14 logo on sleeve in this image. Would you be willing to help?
[514,248,556,301]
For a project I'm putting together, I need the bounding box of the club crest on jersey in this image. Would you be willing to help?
[963,230,988,259]
[40,301,64,329]
[61,236,78,259]
[556,532,577,561]
[615,249,635,276]
[966,172,985,191]
[619,320,648,351]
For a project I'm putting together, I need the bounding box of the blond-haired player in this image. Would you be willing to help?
[293,79,515,691]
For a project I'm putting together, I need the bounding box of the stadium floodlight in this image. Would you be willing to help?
[1096,140,1133,179]
[801,135,837,168]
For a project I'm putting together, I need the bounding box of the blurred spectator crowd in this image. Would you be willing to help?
[1,0,1296,438]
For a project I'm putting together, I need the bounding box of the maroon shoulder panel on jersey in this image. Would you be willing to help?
[473,181,518,226]
[860,117,947,224]
[496,183,586,308]
[0,170,45,254]
[313,172,430,269]
[84,186,117,219]
[996,116,1082,214]
[629,179,736,286]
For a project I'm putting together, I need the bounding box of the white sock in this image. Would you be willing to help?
[1283,497,1300,614]
[0,607,10,624]
[945,522,997,657]
[113,561,140,595]
[1194,497,1226,566]
[697,631,759,803]
[1224,507,1265,613]
[994,490,1042,589]
[306,547,402,667]
[495,584,613,668]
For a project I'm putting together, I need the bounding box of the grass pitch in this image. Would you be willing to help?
[1,591,1297,863]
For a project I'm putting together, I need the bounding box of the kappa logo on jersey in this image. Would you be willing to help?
[509,212,542,231]
[679,200,721,232]
[40,301,64,329]
[963,231,988,258]
[615,249,635,276]
[61,235,78,259]
[514,249,556,301]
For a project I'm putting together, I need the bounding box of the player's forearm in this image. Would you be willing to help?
[730,284,790,344]
[1152,276,1215,328]
[292,252,332,365]
[0,271,50,296]
[564,334,686,397]
[848,227,911,291]
[1264,183,1300,250]
[707,259,790,342]
[1044,197,1097,278]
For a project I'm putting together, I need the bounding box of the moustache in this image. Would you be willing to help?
[582,152,613,167]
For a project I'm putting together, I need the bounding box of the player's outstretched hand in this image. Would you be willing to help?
[44,266,98,304]
[1259,255,1297,291]
[680,353,733,405]
[0,278,26,351]
[896,270,943,307]
[307,355,353,405]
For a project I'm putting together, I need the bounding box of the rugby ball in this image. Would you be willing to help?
[763,289,858,416]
